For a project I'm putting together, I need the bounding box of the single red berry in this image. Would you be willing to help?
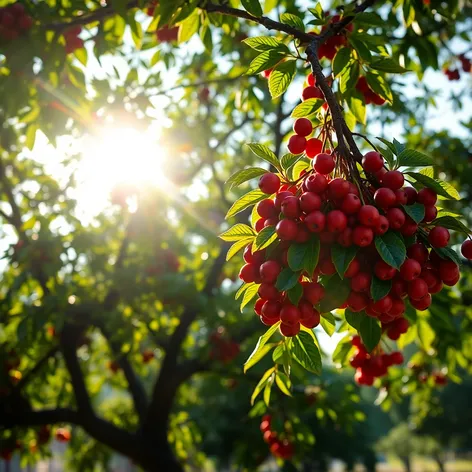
[351,272,371,292]
[255,218,265,232]
[281,196,301,219]
[299,192,321,213]
[302,281,325,304]
[299,300,315,319]
[428,227,450,248]
[352,226,374,247]
[407,243,429,264]
[341,193,362,214]
[390,351,404,365]
[389,297,405,318]
[400,258,422,281]
[439,260,459,282]
[300,314,320,328]
[327,210,348,232]
[443,273,460,287]
[307,72,315,86]
[423,205,438,222]
[351,335,362,347]
[293,118,313,137]
[314,153,335,175]
[280,304,301,324]
[345,258,360,278]
[461,240,472,260]
[305,138,323,158]
[372,295,393,314]
[239,263,260,283]
[259,173,280,194]
[400,217,418,237]
[358,205,380,227]
[391,277,408,298]
[254,298,265,315]
[279,321,300,337]
[1,12,15,27]
[276,219,298,240]
[262,300,282,319]
[347,291,369,312]
[417,188,437,206]
[302,86,323,101]
[374,188,396,208]
[257,199,277,219]
[374,215,389,235]
[274,191,292,210]
[362,151,384,173]
[404,187,418,204]
[319,258,336,275]
[381,170,404,190]
[410,293,432,311]
[374,260,397,281]
[258,283,280,301]
[337,227,353,247]
[305,211,326,233]
[288,134,306,154]
[305,173,328,193]
[408,278,429,300]
[260,260,282,284]
[386,208,406,230]
[429,279,443,294]
[394,189,408,206]
[328,177,350,200]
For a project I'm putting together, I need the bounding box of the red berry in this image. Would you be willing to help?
[423,205,438,222]
[257,199,277,219]
[400,258,422,281]
[305,138,323,158]
[262,300,282,319]
[307,73,315,86]
[390,351,404,365]
[314,153,335,175]
[305,173,328,193]
[391,277,408,298]
[260,260,282,284]
[255,218,265,232]
[327,210,348,232]
[281,196,301,219]
[338,227,353,247]
[374,188,396,208]
[389,297,405,318]
[358,205,380,227]
[429,279,443,294]
[461,240,472,260]
[274,191,292,210]
[239,263,260,283]
[259,173,280,194]
[381,170,404,190]
[319,258,336,275]
[362,151,384,173]
[395,189,408,206]
[374,215,389,235]
[407,243,429,264]
[299,192,322,213]
[276,219,298,241]
[288,134,306,154]
[353,226,374,247]
[300,314,320,328]
[293,118,313,137]
[341,193,362,214]
[404,187,418,204]
[417,188,437,206]
[410,293,432,311]
[299,300,315,320]
[279,322,300,337]
[258,283,280,301]
[305,211,326,233]
[351,272,371,292]
[280,304,301,324]
[347,291,369,312]
[443,273,460,286]
[386,208,405,230]
[400,217,418,237]
[428,227,450,248]
[372,295,393,314]
[328,178,350,199]
[438,260,459,282]
[254,298,265,315]
[408,278,428,300]
[302,282,325,304]
[374,260,397,280]
[345,258,360,278]
[302,86,323,101]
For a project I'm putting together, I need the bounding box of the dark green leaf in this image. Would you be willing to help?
[226,167,268,189]
[245,324,281,372]
[291,99,324,118]
[359,317,381,352]
[241,0,263,17]
[402,203,425,224]
[247,143,281,171]
[397,149,433,167]
[331,244,358,279]
[345,309,365,331]
[430,216,471,235]
[354,11,384,26]
[303,238,320,276]
[375,231,406,270]
[347,93,366,125]
[406,172,461,200]
[287,283,303,305]
[339,60,360,94]
[275,268,300,291]
[291,331,322,374]
[349,38,372,62]
[318,275,351,313]
[376,137,397,156]
[393,138,406,155]
[246,50,286,75]
[370,276,392,302]
[332,336,355,365]
[253,225,277,251]
[226,189,268,219]
[269,60,296,98]
[370,57,408,73]
[333,47,353,77]
[365,73,393,103]
[433,247,461,266]
[288,239,317,272]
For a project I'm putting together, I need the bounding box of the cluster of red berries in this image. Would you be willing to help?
[156,25,179,43]
[63,25,84,54]
[317,14,354,60]
[350,335,403,386]
[0,3,33,41]
[259,415,294,460]
[209,330,240,364]
[444,53,471,81]
[355,76,386,106]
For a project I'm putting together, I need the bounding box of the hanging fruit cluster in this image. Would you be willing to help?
[0,3,33,42]
[259,415,294,460]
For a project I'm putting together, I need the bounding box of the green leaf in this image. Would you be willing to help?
[244,341,277,372]
[320,312,336,336]
[263,375,273,405]
[366,73,393,103]
[370,276,392,302]
[339,60,360,94]
[417,318,435,351]
[318,275,351,313]
[158,0,182,27]
[272,344,284,363]
[288,239,319,272]
[253,225,278,251]
[236,282,252,300]
[241,283,260,311]
[406,172,460,200]
[280,13,305,31]
[275,268,300,292]
[332,335,355,365]
[376,137,397,156]
[345,309,365,331]
[354,11,384,26]
[303,238,320,276]
[25,125,37,151]
[333,47,353,77]
[347,93,366,125]
[375,231,406,270]
[247,143,281,171]
[290,157,311,181]
[393,138,406,155]
[226,189,268,219]
[246,49,286,75]
[397,149,433,167]
[220,223,256,241]
[280,153,302,172]
[359,317,381,353]
[242,36,287,51]
[349,38,372,62]
[370,57,408,73]
[420,166,434,178]
[291,331,322,374]
[241,0,263,17]
[275,371,292,396]
[291,99,324,118]
[226,238,253,261]
[430,216,471,235]
[433,247,461,266]
[269,60,296,98]
[309,3,324,20]
[331,244,358,279]
[251,367,276,404]
[226,167,268,189]
[287,283,303,305]
[402,203,425,224]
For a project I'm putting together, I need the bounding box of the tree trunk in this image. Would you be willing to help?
[434,454,446,472]
[400,455,412,472]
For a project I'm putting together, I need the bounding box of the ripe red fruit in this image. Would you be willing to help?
[293,118,313,137]
[362,151,384,173]
[1,12,15,27]
[381,170,404,190]
[281,196,301,219]
[389,297,405,317]
[299,300,315,319]
[400,259,422,281]
[302,86,323,101]
[305,138,323,158]
[257,199,277,219]
[262,300,282,319]
[255,218,265,232]
[428,226,450,248]
[404,187,418,204]
[306,173,328,193]
[374,188,396,208]
[408,278,429,300]
[239,263,260,283]
[319,258,336,275]
[307,73,315,86]
[443,273,460,287]
[401,217,418,237]
[429,279,443,294]
[391,277,408,298]
[299,192,321,213]
[327,210,348,232]
[302,282,325,304]
[279,322,300,337]
[280,304,301,324]
[254,298,265,315]
[374,260,397,280]
[258,283,280,301]
[462,240,472,260]
[274,191,292,210]
[410,293,432,310]
[328,178,350,199]
[259,173,280,194]
[314,153,335,175]
[372,295,393,314]
[305,211,326,233]
[276,219,298,240]
[353,226,374,247]
[55,428,71,443]
[374,215,389,235]
[394,189,408,206]
[338,227,353,247]
[358,205,380,227]
[341,193,361,214]
[347,291,369,312]
[387,208,406,230]
[345,258,360,278]
[422,205,438,222]
[260,260,282,284]
[351,272,371,292]
[301,314,321,328]
[439,260,459,282]
[288,134,306,154]
[390,351,404,365]
[407,243,429,264]
[417,188,437,206]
